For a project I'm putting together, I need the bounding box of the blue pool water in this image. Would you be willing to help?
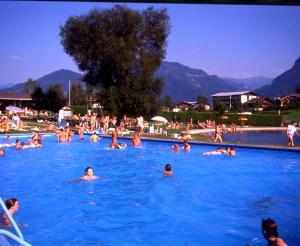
[1,135,300,246]
[223,130,300,146]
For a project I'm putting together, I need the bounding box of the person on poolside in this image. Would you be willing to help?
[287,121,299,147]
[1,198,19,226]
[171,144,180,151]
[131,134,141,146]
[80,167,98,181]
[213,125,223,143]
[90,132,101,142]
[203,147,226,155]
[0,149,5,156]
[182,140,191,151]
[261,218,287,246]
[225,147,236,156]
[164,164,173,176]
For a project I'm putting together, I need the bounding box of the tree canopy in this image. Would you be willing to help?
[60,5,170,117]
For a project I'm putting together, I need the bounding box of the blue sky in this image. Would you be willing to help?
[0,1,300,85]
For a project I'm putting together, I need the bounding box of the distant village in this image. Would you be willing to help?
[0,90,299,114]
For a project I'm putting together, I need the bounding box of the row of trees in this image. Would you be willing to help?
[26,79,86,112]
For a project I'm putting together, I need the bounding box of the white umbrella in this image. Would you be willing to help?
[151,116,168,123]
[5,106,24,113]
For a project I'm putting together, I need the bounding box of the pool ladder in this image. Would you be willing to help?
[0,197,32,246]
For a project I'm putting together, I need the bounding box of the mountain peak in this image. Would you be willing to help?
[293,56,300,69]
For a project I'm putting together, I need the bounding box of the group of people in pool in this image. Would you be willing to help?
[0,133,43,155]
[1,196,287,245]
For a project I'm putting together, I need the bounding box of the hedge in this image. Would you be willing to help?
[71,106,87,116]
[159,111,282,126]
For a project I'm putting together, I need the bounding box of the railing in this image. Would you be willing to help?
[0,197,32,246]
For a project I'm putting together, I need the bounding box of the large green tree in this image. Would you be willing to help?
[70,82,86,106]
[60,5,170,117]
[45,84,66,112]
[31,85,46,111]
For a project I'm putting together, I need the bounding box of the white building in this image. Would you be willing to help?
[212,91,257,108]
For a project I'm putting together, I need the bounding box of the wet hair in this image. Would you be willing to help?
[16,139,20,144]
[261,218,279,238]
[5,198,18,210]
[165,164,172,171]
[85,166,92,175]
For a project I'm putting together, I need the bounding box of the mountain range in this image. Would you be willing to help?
[255,57,300,98]
[1,57,299,102]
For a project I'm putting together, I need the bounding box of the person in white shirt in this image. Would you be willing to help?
[287,122,299,146]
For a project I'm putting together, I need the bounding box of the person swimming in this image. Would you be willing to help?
[171,144,180,151]
[0,149,5,156]
[226,147,236,156]
[182,141,191,151]
[131,134,141,146]
[110,142,127,149]
[261,218,287,246]
[203,147,226,155]
[90,132,100,142]
[164,164,173,176]
[80,167,98,181]
[1,198,19,226]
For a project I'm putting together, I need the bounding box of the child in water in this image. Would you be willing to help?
[164,164,173,176]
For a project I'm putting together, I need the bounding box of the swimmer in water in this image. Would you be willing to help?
[1,198,19,226]
[171,144,180,151]
[0,149,5,156]
[80,167,98,181]
[164,164,173,176]
[182,141,191,151]
[131,134,141,146]
[90,132,100,142]
[203,147,226,155]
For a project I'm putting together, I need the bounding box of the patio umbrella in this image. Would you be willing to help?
[221,115,229,119]
[5,106,24,113]
[151,116,168,123]
[239,117,248,121]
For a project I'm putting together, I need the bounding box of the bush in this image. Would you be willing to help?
[71,106,87,116]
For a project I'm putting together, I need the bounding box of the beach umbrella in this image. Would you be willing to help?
[239,117,248,121]
[151,116,168,123]
[5,106,24,113]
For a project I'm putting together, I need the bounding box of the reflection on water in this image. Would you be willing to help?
[223,131,300,146]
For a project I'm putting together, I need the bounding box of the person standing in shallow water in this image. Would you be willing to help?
[261,218,287,246]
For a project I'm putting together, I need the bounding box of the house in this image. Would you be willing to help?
[0,92,32,110]
[175,101,198,111]
[246,97,273,110]
[278,96,293,107]
[211,91,257,108]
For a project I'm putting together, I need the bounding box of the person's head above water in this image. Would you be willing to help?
[0,149,5,156]
[5,198,19,211]
[165,164,172,172]
[85,167,93,177]
[261,218,279,240]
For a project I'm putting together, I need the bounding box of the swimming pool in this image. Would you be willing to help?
[1,135,300,245]
[223,130,300,146]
